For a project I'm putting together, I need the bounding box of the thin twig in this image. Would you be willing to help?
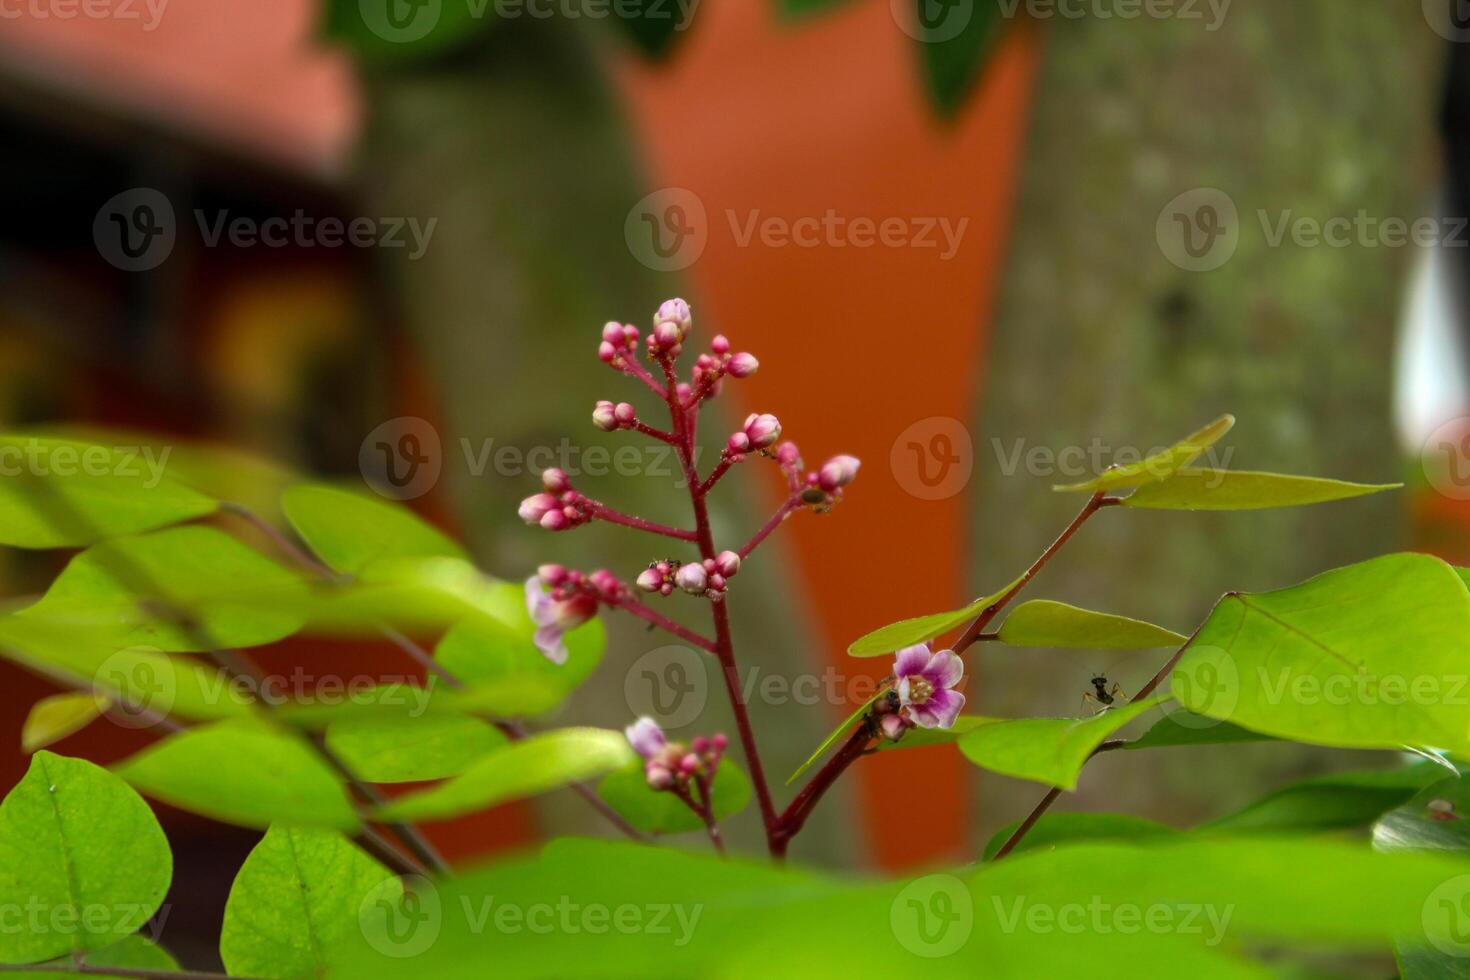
[737,495,803,560]
[990,739,1128,860]
[582,500,698,542]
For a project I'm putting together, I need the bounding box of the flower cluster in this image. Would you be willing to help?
[625,717,728,790]
[873,643,966,738]
[518,467,585,532]
[524,564,623,663]
[636,551,741,599]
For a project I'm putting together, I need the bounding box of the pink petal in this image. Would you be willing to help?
[909,689,965,730]
[896,675,914,707]
[533,625,569,665]
[525,576,551,623]
[893,643,932,678]
[922,649,964,690]
[624,717,666,758]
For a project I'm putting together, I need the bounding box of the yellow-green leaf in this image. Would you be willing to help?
[995,600,1185,649]
[1053,415,1234,493]
[1122,469,1400,510]
[21,692,109,753]
[847,576,1021,657]
[958,696,1168,789]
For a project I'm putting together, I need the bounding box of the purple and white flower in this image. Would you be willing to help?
[525,576,596,665]
[892,643,966,730]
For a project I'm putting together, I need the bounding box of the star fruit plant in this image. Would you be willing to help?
[4,302,1470,977]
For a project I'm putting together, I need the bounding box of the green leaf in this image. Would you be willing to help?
[981,812,1178,861]
[1202,765,1443,835]
[376,728,635,823]
[786,689,886,785]
[1171,553,1470,754]
[275,673,564,729]
[597,763,752,835]
[1373,773,1470,978]
[326,710,508,783]
[0,616,253,724]
[21,692,108,753]
[0,435,217,549]
[1122,714,1276,751]
[877,715,1004,753]
[281,483,466,576]
[318,0,496,66]
[612,0,696,59]
[995,600,1185,648]
[1122,469,1400,510]
[435,591,604,699]
[847,576,1020,657]
[776,0,856,16]
[14,936,180,978]
[957,696,1167,789]
[0,753,171,964]
[14,526,307,651]
[115,721,359,831]
[913,0,1010,119]
[221,825,400,980]
[1054,414,1235,493]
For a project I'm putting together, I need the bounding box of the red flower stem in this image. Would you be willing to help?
[583,500,698,542]
[633,421,678,445]
[696,456,735,497]
[614,596,719,653]
[771,491,1119,856]
[738,495,804,559]
[620,358,667,398]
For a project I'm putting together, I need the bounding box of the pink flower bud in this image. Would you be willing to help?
[679,753,701,775]
[691,736,710,753]
[540,509,569,531]
[715,551,741,577]
[646,763,674,789]
[614,402,637,426]
[711,335,730,355]
[602,321,625,344]
[776,442,801,467]
[635,568,663,592]
[656,298,692,333]
[712,733,728,751]
[675,563,708,594]
[538,563,569,586]
[598,341,616,363]
[653,320,682,350]
[726,432,751,455]
[589,569,620,597]
[880,713,908,741]
[726,352,759,378]
[519,493,558,525]
[742,413,782,450]
[818,455,861,492]
[543,468,570,492]
[592,400,618,431]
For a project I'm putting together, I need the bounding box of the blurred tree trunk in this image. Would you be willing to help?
[350,17,847,861]
[971,3,1444,836]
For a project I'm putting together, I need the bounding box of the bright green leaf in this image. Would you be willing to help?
[958,696,1167,789]
[981,811,1177,860]
[281,484,466,576]
[995,600,1185,649]
[877,715,1005,753]
[21,692,108,753]
[1122,469,1399,510]
[14,526,307,651]
[1122,714,1276,751]
[13,936,180,978]
[435,592,604,699]
[0,435,216,549]
[1202,765,1443,835]
[847,576,1021,657]
[326,711,508,783]
[597,762,751,835]
[1054,415,1235,493]
[0,753,171,964]
[1373,773,1470,978]
[115,721,359,831]
[221,825,400,980]
[1172,553,1470,754]
[377,728,635,823]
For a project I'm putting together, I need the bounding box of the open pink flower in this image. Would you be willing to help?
[893,643,965,729]
[524,576,596,665]
[625,717,667,759]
